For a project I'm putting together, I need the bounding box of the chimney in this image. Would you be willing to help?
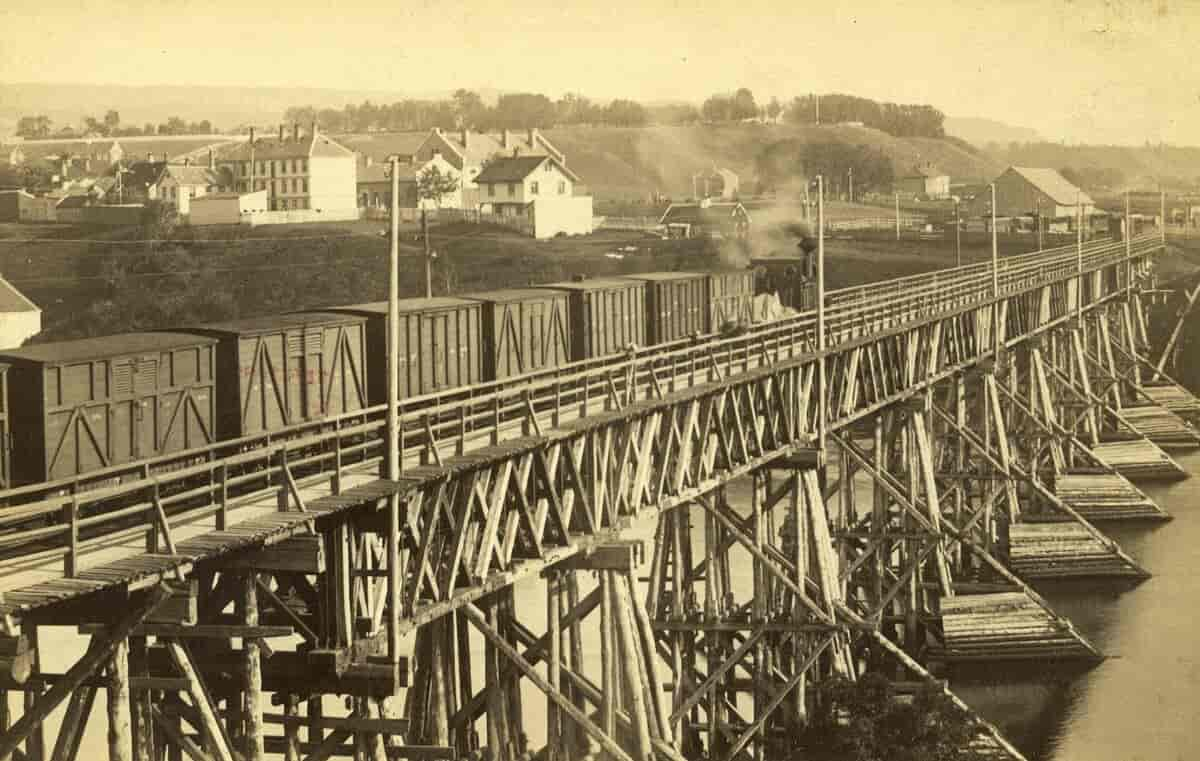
[502,129,511,149]
[184,157,191,167]
[527,127,536,146]
[249,127,256,144]
[461,128,468,148]
[293,122,300,141]
[163,153,168,163]
[279,124,285,142]
[311,121,318,138]
[208,149,214,170]
[146,152,153,162]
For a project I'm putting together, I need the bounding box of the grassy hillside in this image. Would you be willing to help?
[986,142,1200,190]
[542,125,1003,200]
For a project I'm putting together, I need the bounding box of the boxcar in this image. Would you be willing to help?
[182,313,368,440]
[0,333,217,485]
[323,298,482,404]
[462,289,571,381]
[0,363,8,489]
[622,272,710,345]
[708,270,757,331]
[536,279,647,360]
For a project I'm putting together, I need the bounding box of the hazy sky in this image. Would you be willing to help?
[2,0,1198,145]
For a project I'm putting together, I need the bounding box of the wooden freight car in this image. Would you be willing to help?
[707,270,757,332]
[621,272,711,345]
[0,363,7,489]
[0,333,217,485]
[323,298,482,404]
[182,313,368,439]
[462,289,572,381]
[536,279,647,360]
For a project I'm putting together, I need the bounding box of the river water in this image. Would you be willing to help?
[959,450,1200,761]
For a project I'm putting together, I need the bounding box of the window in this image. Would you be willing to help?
[301,179,307,193]
[241,161,249,176]
[558,181,566,194]
[488,183,495,197]
[530,181,539,196]
[508,183,516,197]
[301,159,308,173]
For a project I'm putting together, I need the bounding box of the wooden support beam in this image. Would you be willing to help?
[554,542,643,572]
[0,585,170,761]
[461,602,637,761]
[145,581,199,626]
[165,642,237,761]
[0,637,33,690]
[264,714,411,734]
[108,635,134,761]
[219,537,326,574]
[49,685,95,761]
[262,738,454,759]
[244,574,265,761]
[79,624,296,639]
[150,706,213,761]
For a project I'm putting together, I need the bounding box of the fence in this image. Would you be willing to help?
[595,215,664,232]
[358,206,535,235]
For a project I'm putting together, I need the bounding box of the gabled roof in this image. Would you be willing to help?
[475,155,579,184]
[218,132,355,162]
[163,164,220,186]
[340,132,429,163]
[0,275,39,314]
[659,202,749,226]
[418,128,564,171]
[1008,167,1095,206]
[121,160,168,189]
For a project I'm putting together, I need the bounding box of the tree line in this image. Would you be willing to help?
[787,94,946,138]
[755,138,896,196]
[15,112,217,140]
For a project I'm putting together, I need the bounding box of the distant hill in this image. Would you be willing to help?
[541,124,1003,200]
[985,142,1200,191]
[945,117,1042,147]
[0,83,506,134]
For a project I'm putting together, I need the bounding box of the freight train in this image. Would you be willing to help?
[0,265,817,490]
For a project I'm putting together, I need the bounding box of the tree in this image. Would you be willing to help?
[767,97,783,122]
[702,95,733,122]
[16,115,52,138]
[491,93,557,129]
[416,165,460,208]
[602,99,649,127]
[104,110,121,134]
[452,89,486,128]
[731,88,758,120]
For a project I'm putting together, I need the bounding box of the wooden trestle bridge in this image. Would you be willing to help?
[0,229,1192,761]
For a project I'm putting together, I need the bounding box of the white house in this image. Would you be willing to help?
[189,189,269,226]
[0,276,41,350]
[475,155,592,238]
[215,124,357,214]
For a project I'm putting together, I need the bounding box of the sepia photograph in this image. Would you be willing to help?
[0,1,1197,759]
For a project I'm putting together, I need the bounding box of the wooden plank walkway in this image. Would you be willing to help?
[0,478,405,621]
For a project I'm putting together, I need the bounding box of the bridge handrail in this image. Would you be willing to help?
[0,235,1158,518]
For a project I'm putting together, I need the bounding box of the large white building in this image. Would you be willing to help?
[216,124,356,214]
[0,276,40,350]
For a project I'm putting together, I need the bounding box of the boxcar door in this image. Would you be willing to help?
[302,328,323,421]
[134,355,160,460]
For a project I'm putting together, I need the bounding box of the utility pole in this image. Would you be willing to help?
[1035,197,1043,251]
[1076,190,1083,322]
[386,156,402,682]
[422,209,433,298]
[954,197,961,267]
[895,192,900,240]
[991,182,1000,357]
[1126,191,1133,292]
[847,167,853,203]
[815,93,820,126]
[1161,190,1167,244]
[817,175,826,455]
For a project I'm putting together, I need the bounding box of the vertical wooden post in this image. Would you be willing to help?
[243,574,264,761]
[612,575,652,761]
[22,623,43,761]
[108,635,133,761]
[564,573,584,757]
[283,695,301,761]
[131,637,154,761]
[547,572,562,761]
[599,571,615,740]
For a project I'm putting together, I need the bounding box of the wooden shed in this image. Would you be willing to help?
[0,333,218,485]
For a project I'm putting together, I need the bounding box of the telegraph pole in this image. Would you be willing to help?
[954,197,961,267]
[1126,191,1133,292]
[991,182,1000,357]
[1076,190,1084,322]
[422,209,433,298]
[1161,191,1167,243]
[895,192,901,240]
[847,167,853,203]
[1035,197,1043,252]
[817,175,826,455]
[386,157,402,676]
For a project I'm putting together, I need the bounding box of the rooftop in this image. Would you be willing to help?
[660,201,750,226]
[0,332,214,365]
[475,155,579,184]
[184,312,365,336]
[1009,167,1096,206]
[218,132,355,162]
[0,276,39,315]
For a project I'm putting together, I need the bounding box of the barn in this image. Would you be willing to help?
[971,167,1095,222]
